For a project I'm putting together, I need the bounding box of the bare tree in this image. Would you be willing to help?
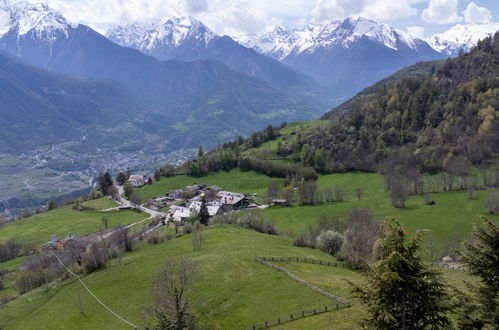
[389,178,408,208]
[148,258,196,330]
[129,192,142,208]
[107,185,119,200]
[299,180,317,205]
[340,208,379,268]
[485,191,499,214]
[355,188,363,200]
[265,181,280,204]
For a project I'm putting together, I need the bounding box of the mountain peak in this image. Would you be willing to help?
[426,22,499,55]
[0,0,74,38]
[238,17,419,60]
[106,16,217,55]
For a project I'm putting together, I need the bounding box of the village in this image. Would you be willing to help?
[141,182,259,223]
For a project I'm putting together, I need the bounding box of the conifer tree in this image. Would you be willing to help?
[458,217,499,329]
[199,196,210,225]
[352,218,452,330]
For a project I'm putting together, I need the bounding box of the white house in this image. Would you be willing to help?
[128,174,146,188]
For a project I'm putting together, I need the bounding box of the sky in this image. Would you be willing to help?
[43,0,499,37]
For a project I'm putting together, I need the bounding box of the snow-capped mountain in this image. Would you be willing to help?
[106,16,217,60]
[238,17,421,60]
[239,17,445,96]
[106,16,316,91]
[426,23,499,56]
[0,0,75,40]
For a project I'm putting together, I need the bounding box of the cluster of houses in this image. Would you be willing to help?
[144,184,254,222]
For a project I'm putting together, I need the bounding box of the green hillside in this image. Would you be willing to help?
[0,225,477,329]
[0,203,147,245]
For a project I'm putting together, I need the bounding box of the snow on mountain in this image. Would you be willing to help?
[426,23,499,56]
[238,17,419,60]
[106,16,217,59]
[0,0,75,39]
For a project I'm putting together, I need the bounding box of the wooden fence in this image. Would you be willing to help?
[246,304,348,330]
[247,257,351,329]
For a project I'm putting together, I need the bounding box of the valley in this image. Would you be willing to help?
[0,1,498,329]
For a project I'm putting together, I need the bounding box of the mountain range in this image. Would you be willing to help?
[0,0,497,153]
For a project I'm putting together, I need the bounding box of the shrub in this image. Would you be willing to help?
[82,245,108,273]
[317,230,345,255]
[485,191,499,214]
[16,268,49,294]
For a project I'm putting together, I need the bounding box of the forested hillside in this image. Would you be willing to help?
[184,33,498,178]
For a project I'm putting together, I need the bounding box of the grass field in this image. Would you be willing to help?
[0,226,344,329]
[134,169,285,202]
[0,206,147,245]
[264,173,499,248]
[0,225,479,329]
[81,198,118,210]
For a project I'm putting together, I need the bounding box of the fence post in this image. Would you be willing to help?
[320,260,322,265]
[264,321,268,328]
[312,259,315,264]
[288,257,291,262]
[313,308,316,314]
[281,257,283,262]
[252,326,256,330]
[325,306,328,312]
[336,304,339,309]
[302,311,305,317]
[277,318,280,324]
[296,257,298,262]
[290,314,293,320]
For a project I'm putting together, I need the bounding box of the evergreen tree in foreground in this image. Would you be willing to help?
[458,217,499,329]
[352,218,451,330]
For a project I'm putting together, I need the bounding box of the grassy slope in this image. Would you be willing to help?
[0,226,348,329]
[0,226,478,329]
[81,198,118,210]
[0,206,147,245]
[131,169,498,246]
[265,173,499,242]
[134,169,285,202]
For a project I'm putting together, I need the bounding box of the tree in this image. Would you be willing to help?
[101,216,109,229]
[47,200,57,211]
[485,190,499,214]
[300,180,317,205]
[129,193,142,207]
[265,181,280,204]
[458,218,499,329]
[154,169,161,182]
[149,258,196,330]
[115,172,128,185]
[107,185,119,200]
[389,177,408,208]
[197,146,204,158]
[199,196,210,225]
[123,183,133,199]
[98,171,114,195]
[352,218,452,330]
[340,208,378,267]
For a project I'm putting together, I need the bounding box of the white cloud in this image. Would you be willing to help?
[311,0,417,23]
[463,2,492,24]
[406,25,425,38]
[45,0,274,36]
[422,0,461,24]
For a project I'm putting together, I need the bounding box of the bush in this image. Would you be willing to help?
[16,268,49,294]
[82,245,108,273]
[147,231,166,245]
[485,191,499,214]
[316,230,345,255]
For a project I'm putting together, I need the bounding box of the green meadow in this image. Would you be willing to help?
[0,205,147,245]
[0,225,477,329]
